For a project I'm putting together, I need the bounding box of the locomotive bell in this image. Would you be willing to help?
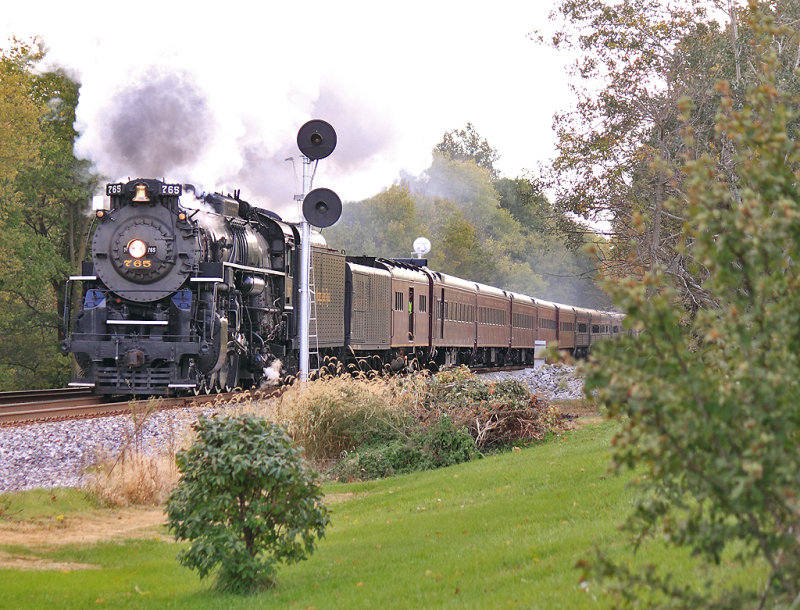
[132,184,151,203]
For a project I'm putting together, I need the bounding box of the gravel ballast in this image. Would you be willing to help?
[477,364,585,401]
[0,406,225,494]
[0,365,584,493]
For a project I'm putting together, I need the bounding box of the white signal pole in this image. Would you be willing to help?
[293,119,339,386]
[298,156,313,384]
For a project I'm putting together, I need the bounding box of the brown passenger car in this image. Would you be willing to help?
[554,303,577,352]
[430,272,478,364]
[573,306,593,355]
[535,299,559,345]
[476,283,511,348]
[385,262,431,349]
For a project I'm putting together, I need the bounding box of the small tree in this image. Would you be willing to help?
[166,415,328,594]
[584,5,800,606]
[434,122,500,179]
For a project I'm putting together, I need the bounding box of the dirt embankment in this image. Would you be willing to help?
[0,507,166,570]
[0,493,358,571]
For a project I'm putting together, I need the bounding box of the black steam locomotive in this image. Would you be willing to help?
[63,178,624,396]
[62,177,334,394]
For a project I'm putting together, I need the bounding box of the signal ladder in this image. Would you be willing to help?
[307,253,320,373]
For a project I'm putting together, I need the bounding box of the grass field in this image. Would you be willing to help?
[0,420,761,608]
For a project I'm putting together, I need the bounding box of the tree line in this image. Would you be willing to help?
[324,124,612,310]
[0,40,96,390]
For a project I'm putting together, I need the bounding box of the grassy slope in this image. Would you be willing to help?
[0,421,759,608]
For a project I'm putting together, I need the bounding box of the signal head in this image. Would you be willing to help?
[297,119,337,159]
[302,187,342,228]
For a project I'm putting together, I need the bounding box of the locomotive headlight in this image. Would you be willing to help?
[127,239,148,259]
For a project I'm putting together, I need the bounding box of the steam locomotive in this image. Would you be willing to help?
[62,178,623,396]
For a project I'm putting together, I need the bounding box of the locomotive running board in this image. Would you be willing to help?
[68,382,96,388]
[107,320,169,325]
[222,262,285,276]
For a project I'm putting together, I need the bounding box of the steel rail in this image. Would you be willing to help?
[0,387,284,426]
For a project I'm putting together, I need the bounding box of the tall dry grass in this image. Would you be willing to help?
[245,375,423,463]
[85,452,179,507]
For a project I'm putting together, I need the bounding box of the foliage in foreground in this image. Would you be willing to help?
[585,6,800,606]
[82,369,568,507]
[166,415,328,594]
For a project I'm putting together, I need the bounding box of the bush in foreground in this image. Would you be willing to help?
[330,414,481,480]
[166,414,328,594]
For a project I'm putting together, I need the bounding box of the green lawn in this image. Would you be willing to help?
[0,420,761,608]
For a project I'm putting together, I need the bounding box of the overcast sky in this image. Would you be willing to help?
[1,0,574,220]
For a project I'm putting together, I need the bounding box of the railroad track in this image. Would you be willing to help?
[0,387,280,426]
[1,364,529,426]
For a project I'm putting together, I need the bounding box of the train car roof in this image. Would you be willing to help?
[549,300,577,313]
[387,264,428,282]
[346,261,391,278]
[509,292,535,306]
[432,272,478,292]
[475,283,507,298]
[534,299,558,312]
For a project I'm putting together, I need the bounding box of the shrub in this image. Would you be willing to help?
[166,414,328,594]
[417,367,564,449]
[416,415,481,467]
[249,369,565,482]
[331,415,481,481]
[584,8,800,605]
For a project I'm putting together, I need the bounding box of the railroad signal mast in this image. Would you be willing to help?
[295,120,342,383]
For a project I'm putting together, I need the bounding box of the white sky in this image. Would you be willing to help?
[1,0,574,220]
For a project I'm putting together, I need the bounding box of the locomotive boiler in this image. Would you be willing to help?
[62,177,340,395]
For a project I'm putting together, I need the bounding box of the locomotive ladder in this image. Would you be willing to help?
[307,254,321,372]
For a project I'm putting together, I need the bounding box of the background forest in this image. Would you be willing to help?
[323,126,612,310]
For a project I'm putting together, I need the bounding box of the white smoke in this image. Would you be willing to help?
[178,187,229,234]
[2,1,574,219]
[262,359,283,386]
